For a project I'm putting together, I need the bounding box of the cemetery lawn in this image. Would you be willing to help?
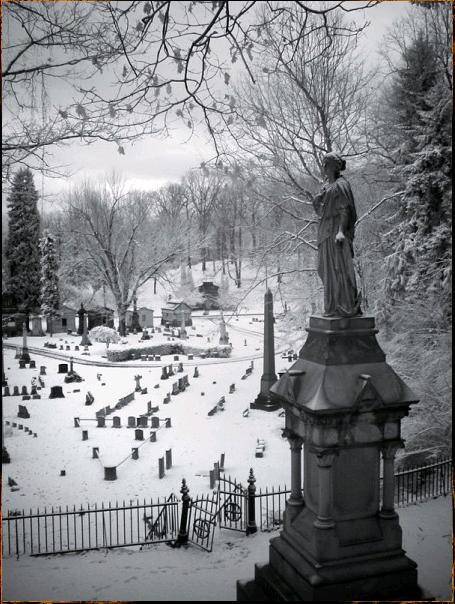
[2,495,452,601]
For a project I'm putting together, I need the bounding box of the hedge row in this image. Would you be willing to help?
[106,343,231,362]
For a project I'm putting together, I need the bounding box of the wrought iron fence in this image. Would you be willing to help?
[2,457,451,558]
[2,497,179,558]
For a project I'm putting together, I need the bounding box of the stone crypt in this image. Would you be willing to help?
[237,153,422,601]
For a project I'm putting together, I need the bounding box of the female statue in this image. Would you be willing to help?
[312,152,362,317]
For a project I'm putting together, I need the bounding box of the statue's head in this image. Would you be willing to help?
[322,152,346,179]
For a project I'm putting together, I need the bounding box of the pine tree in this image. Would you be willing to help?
[5,168,41,315]
[40,233,60,335]
[382,29,452,321]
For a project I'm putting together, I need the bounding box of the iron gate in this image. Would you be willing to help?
[218,474,247,532]
[187,490,220,552]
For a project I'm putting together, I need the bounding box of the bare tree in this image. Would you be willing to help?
[2,1,379,182]
[63,174,184,335]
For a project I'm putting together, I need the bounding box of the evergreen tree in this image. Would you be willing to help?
[382,29,452,321]
[5,168,41,316]
[40,233,60,335]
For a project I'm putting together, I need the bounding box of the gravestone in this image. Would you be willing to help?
[168,364,175,376]
[31,385,37,395]
[38,376,45,388]
[147,401,152,413]
[151,416,160,429]
[209,470,216,489]
[75,345,79,351]
[58,363,68,374]
[13,386,20,396]
[178,377,185,392]
[132,447,139,460]
[150,431,157,442]
[138,416,148,428]
[82,430,88,440]
[177,362,184,373]
[49,386,64,398]
[161,366,169,380]
[127,416,136,428]
[220,453,225,472]
[158,457,165,479]
[112,416,121,428]
[165,417,171,428]
[4,386,10,396]
[104,466,117,481]
[21,386,28,395]
[15,347,21,359]
[229,383,236,393]
[183,375,189,387]
[92,447,99,459]
[85,392,94,405]
[17,404,30,419]
[214,461,220,480]
[155,355,161,361]
[134,374,143,392]
[165,448,172,469]
[74,417,80,427]
[96,417,106,428]
[60,345,64,350]
[163,396,169,405]
[141,387,147,395]
[135,428,144,441]
[193,367,199,378]
[187,354,193,360]
[22,394,31,400]
[29,360,36,369]
[172,382,179,396]
[19,360,27,369]
[12,422,17,427]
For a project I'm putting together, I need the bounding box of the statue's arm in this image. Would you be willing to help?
[312,190,324,216]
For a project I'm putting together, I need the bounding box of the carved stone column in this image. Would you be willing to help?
[313,448,338,529]
[380,440,403,519]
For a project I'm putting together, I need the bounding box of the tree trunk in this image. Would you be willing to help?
[154,277,157,294]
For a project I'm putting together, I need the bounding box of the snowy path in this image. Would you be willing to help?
[2,496,452,602]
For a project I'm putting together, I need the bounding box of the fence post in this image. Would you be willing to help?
[246,468,258,535]
[175,478,191,547]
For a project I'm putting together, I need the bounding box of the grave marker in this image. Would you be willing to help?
[96,417,106,428]
[168,364,175,376]
[127,416,136,428]
[134,374,143,392]
[85,392,94,406]
[172,382,179,396]
[4,386,10,396]
[151,416,159,429]
[209,469,216,489]
[177,362,184,373]
[49,386,64,398]
[17,404,30,419]
[150,431,157,442]
[58,363,68,374]
[92,447,99,459]
[165,417,171,428]
[13,386,20,396]
[132,447,139,459]
[158,457,165,478]
[165,448,172,469]
[112,416,121,428]
[29,360,36,369]
[21,386,28,395]
[193,367,199,378]
[74,417,80,427]
[104,466,117,481]
[229,383,236,393]
[82,430,88,440]
[18,360,27,369]
[135,429,144,441]
[138,416,148,428]
[22,394,31,400]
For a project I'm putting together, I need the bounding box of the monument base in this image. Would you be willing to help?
[250,392,280,412]
[20,349,31,363]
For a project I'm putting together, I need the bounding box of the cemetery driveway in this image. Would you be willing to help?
[2,495,452,602]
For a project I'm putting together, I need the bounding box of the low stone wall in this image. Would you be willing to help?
[106,343,231,362]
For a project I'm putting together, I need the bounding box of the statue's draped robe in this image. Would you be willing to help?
[313,177,361,317]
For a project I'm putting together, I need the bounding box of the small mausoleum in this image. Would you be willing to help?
[126,306,154,329]
[161,300,192,327]
[195,281,220,310]
[1,292,37,336]
[85,304,115,330]
[47,305,77,334]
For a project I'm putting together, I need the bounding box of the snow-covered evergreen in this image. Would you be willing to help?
[40,233,60,334]
[5,168,41,313]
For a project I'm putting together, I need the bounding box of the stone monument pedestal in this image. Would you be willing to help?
[238,315,422,601]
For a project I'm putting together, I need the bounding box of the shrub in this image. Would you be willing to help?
[88,326,121,343]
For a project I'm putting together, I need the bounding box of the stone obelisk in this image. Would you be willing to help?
[80,310,92,346]
[250,289,279,411]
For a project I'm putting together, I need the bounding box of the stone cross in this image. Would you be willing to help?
[134,375,142,392]
[20,323,31,362]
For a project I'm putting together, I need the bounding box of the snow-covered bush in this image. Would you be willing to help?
[88,325,121,343]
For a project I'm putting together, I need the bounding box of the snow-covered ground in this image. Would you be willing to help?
[2,496,452,601]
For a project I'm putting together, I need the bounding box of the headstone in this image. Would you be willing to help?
[18,360,27,369]
[60,470,66,476]
[209,469,216,489]
[32,393,41,399]
[229,383,236,393]
[15,347,21,359]
[104,466,117,481]
[31,385,37,395]
[172,382,179,396]
[165,417,171,428]
[92,447,99,459]
[244,339,247,346]
[22,394,31,400]
[141,387,147,395]
[147,401,152,413]
[161,366,168,380]
[58,363,68,374]
[158,456,165,478]
[127,416,136,428]
[177,362,184,373]
[12,422,17,427]
[187,354,193,360]
[21,386,28,395]
[85,391,94,405]
[165,448,172,469]
[3,386,10,396]
[183,375,189,387]
[38,376,45,387]
[134,374,142,392]
[220,453,225,472]
[138,416,148,428]
[163,396,169,405]
[151,416,160,429]
[17,404,30,419]
[132,447,139,460]
[178,377,185,392]
[82,430,88,440]
[49,386,64,398]
[97,417,106,428]
[60,345,64,350]
[135,428,144,441]
[112,416,121,428]
[149,431,157,442]
[29,360,36,369]
[13,386,20,396]
[74,417,80,427]
[193,367,199,378]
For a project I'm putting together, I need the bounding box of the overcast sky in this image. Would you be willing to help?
[2,1,412,213]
